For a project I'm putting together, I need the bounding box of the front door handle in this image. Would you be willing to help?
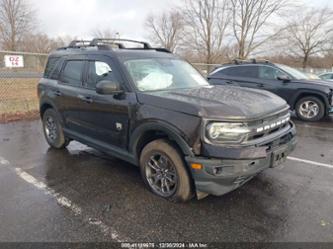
[78,95,93,104]
[257,83,264,88]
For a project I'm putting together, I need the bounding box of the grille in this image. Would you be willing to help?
[246,111,291,143]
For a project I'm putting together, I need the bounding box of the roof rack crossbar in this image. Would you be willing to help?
[89,38,152,49]
[68,40,92,48]
[233,58,270,65]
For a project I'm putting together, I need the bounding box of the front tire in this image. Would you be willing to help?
[139,139,193,202]
[295,96,325,122]
[42,109,70,149]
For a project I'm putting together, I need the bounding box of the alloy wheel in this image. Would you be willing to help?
[145,153,178,197]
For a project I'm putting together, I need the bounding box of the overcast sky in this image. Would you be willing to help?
[28,0,333,42]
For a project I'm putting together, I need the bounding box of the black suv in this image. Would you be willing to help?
[208,60,333,122]
[38,39,297,202]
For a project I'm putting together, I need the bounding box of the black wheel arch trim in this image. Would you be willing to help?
[291,90,330,111]
[130,121,195,163]
[39,100,65,125]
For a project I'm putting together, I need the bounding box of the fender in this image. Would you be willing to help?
[130,121,195,162]
[290,89,330,109]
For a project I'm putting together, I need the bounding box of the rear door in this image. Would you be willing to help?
[56,56,87,134]
[77,55,134,149]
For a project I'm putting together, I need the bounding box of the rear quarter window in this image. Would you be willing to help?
[44,57,62,79]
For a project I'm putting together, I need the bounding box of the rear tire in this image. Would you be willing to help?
[42,109,70,149]
[295,96,325,122]
[139,139,193,202]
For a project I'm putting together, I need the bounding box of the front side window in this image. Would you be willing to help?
[276,64,308,80]
[123,58,209,91]
[61,60,85,86]
[86,61,114,89]
[258,66,289,80]
[220,66,258,78]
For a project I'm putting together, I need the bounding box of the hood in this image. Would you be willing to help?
[136,85,289,120]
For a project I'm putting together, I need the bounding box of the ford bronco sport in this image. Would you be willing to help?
[38,39,297,202]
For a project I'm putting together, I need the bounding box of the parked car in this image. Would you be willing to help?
[38,40,296,202]
[319,72,333,81]
[208,60,333,122]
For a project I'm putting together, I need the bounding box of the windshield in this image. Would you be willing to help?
[123,58,209,91]
[277,64,309,80]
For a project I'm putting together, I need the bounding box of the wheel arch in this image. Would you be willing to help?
[292,91,329,112]
[40,102,54,118]
[130,122,195,164]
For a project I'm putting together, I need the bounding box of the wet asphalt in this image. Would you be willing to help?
[0,116,332,243]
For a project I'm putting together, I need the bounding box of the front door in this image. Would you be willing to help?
[256,65,294,102]
[78,55,134,149]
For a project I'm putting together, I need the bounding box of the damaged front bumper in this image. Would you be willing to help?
[186,122,297,198]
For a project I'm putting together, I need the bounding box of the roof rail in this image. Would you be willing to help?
[60,38,171,53]
[233,58,270,65]
[89,38,152,49]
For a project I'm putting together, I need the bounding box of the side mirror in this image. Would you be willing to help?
[96,80,123,95]
[277,75,291,82]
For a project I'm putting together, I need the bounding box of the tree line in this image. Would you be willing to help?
[1,0,333,69]
[146,0,333,69]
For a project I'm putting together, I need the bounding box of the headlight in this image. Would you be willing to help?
[206,122,250,144]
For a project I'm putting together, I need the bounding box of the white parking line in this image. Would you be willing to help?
[14,167,128,241]
[0,155,127,242]
[14,167,127,242]
[288,156,333,169]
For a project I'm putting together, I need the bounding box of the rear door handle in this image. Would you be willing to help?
[257,83,264,88]
[77,95,93,104]
[54,90,62,96]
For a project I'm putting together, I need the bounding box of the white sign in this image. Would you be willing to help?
[4,55,24,68]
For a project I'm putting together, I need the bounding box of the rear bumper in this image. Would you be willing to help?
[185,124,297,197]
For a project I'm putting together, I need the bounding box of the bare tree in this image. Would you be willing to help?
[91,29,119,39]
[230,0,291,59]
[20,33,66,53]
[283,7,333,68]
[0,0,35,50]
[145,10,184,52]
[183,0,231,64]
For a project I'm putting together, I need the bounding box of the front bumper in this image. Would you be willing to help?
[186,124,297,197]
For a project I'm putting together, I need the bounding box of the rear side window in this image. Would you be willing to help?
[86,61,114,89]
[61,60,85,87]
[44,57,61,79]
[218,66,258,78]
